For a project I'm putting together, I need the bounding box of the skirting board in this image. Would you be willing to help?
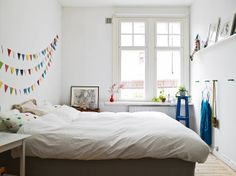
[213,150,236,171]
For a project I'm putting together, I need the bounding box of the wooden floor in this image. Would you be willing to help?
[195,154,236,176]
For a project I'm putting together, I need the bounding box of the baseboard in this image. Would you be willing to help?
[212,150,236,171]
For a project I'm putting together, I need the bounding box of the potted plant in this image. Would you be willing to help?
[152,90,166,103]
[176,86,189,97]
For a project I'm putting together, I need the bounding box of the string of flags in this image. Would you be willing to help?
[0,35,59,61]
[0,59,52,95]
[0,56,52,76]
[0,35,59,95]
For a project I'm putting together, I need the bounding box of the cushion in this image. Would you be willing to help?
[0,120,8,132]
[0,109,38,132]
[12,99,48,116]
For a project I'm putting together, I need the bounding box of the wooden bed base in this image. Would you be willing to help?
[0,151,195,176]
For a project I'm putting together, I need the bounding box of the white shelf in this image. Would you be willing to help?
[104,101,193,106]
[194,34,236,57]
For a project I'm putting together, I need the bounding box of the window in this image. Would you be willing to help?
[113,17,189,101]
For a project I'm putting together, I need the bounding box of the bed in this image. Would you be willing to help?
[0,104,209,176]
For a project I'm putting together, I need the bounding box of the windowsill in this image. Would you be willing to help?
[104,101,193,106]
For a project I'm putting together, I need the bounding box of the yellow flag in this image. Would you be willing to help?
[26,54,29,60]
[0,81,2,89]
[10,67,15,74]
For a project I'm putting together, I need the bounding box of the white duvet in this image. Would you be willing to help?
[16,105,209,163]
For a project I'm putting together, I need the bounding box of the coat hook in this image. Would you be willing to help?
[227,79,235,82]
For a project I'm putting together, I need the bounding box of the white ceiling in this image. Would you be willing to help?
[58,0,195,7]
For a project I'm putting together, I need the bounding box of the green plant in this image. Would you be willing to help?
[152,90,166,102]
[176,86,189,97]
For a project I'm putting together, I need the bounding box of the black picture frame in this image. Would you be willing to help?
[70,86,99,110]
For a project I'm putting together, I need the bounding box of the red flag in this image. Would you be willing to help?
[4,84,8,92]
[5,64,9,72]
[7,48,11,57]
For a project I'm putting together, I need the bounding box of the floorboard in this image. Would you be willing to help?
[195,154,236,176]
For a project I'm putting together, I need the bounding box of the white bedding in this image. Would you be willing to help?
[16,105,209,163]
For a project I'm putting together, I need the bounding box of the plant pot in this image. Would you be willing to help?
[180,91,186,96]
[161,98,166,102]
[110,95,114,102]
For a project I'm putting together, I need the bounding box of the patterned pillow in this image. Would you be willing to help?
[0,110,38,132]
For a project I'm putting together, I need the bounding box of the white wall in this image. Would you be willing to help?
[190,0,236,170]
[61,7,189,112]
[0,0,62,111]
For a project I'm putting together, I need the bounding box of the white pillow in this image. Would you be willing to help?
[0,110,38,132]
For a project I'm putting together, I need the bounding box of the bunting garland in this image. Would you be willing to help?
[0,35,59,95]
[0,55,52,76]
[0,58,53,95]
[0,35,58,61]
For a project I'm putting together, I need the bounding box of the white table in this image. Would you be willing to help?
[0,133,30,176]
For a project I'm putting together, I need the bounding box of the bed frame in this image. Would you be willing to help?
[0,151,195,176]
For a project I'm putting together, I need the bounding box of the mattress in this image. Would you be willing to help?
[15,105,209,163]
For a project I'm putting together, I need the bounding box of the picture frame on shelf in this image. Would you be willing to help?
[70,86,99,110]
[207,18,221,46]
[218,20,232,41]
[230,13,236,35]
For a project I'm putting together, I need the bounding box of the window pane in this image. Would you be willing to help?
[134,35,145,46]
[156,50,181,96]
[121,22,132,34]
[121,35,132,46]
[156,35,168,47]
[121,50,145,100]
[134,22,145,34]
[156,23,168,34]
[169,35,181,47]
[169,23,180,34]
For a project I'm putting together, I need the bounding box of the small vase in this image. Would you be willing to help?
[110,95,114,102]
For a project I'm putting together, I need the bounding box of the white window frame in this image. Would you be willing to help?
[113,16,189,101]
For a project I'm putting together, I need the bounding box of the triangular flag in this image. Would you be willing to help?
[30,55,32,61]
[42,73,45,78]
[24,88,27,94]
[10,67,15,74]
[7,48,11,57]
[37,80,40,85]
[35,66,38,72]
[0,81,2,89]
[17,53,21,60]
[22,54,25,61]
[16,69,19,76]
[28,69,31,75]
[40,62,43,67]
[31,85,34,91]
[1,45,3,54]
[4,84,8,92]
[19,89,22,95]
[5,64,9,72]
[20,69,24,76]
[15,89,17,95]
[10,87,13,95]
[26,54,29,61]
[28,87,31,93]
[0,61,3,69]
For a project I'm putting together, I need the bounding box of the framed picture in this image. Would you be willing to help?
[70,86,99,110]
[207,18,221,46]
[230,13,236,35]
[218,20,232,41]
